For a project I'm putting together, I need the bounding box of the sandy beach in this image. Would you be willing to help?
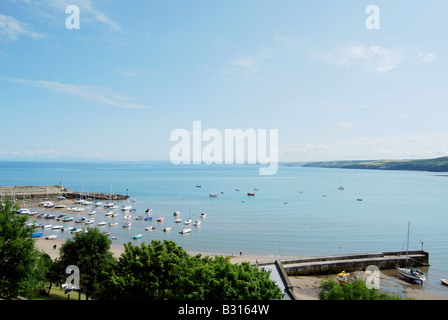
[34,237,448,300]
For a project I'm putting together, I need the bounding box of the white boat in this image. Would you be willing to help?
[88,210,96,215]
[163,227,172,232]
[71,228,82,234]
[145,226,155,231]
[121,205,132,211]
[157,217,164,222]
[130,199,137,202]
[209,193,218,197]
[42,225,53,229]
[84,219,95,225]
[396,221,426,283]
[179,228,191,234]
[124,214,132,220]
[200,213,206,218]
[441,279,448,287]
[54,204,66,209]
[109,222,118,226]
[133,234,142,239]
[73,207,85,212]
[184,219,192,225]
[62,226,75,232]
[123,221,132,228]
[173,211,180,216]
[111,213,119,217]
[145,208,153,215]
[193,220,201,226]
[52,225,63,230]
[94,201,104,207]
[105,211,113,216]
[66,206,76,211]
[175,218,182,223]
[62,216,74,222]
[42,201,54,208]
[45,235,58,240]
[97,222,107,226]
[17,208,31,215]
[104,201,116,208]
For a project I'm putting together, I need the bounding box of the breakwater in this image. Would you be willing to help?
[0,185,128,200]
[278,251,429,276]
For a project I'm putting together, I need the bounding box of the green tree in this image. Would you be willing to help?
[55,227,115,300]
[318,278,404,300]
[96,240,283,300]
[0,198,49,299]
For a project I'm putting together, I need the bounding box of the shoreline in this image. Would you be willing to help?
[34,237,448,300]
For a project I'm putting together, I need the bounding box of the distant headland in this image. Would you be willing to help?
[284,156,448,173]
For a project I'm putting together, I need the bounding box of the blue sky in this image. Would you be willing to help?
[0,0,447,162]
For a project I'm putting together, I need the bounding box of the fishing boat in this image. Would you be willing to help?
[396,221,426,283]
[123,221,131,228]
[163,227,172,232]
[145,226,155,231]
[179,228,191,234]
[336,271,353,285]
[193,220,201,226]
[441,279,448,287]
[132,234,142,239]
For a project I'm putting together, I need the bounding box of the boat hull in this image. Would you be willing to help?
[396,267,426,282]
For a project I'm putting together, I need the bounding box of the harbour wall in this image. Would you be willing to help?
[278,251,429,276]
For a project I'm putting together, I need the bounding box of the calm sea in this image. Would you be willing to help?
[1,161,447,297]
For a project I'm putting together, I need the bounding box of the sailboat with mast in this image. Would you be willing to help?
[396,221,426,283]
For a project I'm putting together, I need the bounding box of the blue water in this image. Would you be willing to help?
[1,161,447,297]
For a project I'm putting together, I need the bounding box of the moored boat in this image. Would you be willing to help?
[157,217,164,222]
[31,232,44,238]
[145,226,155,231]
[123,221,131,228]
[179,228,191,234]
[132,234,142,239]
[163,227,172,232]
[441,279,448,286]
[97,221,107,226]
[193,220,201,226]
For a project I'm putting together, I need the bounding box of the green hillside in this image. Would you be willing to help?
[301,156,448,172]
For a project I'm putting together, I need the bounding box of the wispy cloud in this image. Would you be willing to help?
[203,51,275,76]
[0,14,47,41]
[9,0,120,31]
[5,78,148,109]
[311,42,437,73]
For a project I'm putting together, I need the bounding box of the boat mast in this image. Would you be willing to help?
[406,221,410,266]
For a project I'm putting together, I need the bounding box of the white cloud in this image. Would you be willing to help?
[0,14,46,41]
[311,42,437,74]
[5,78,149,109]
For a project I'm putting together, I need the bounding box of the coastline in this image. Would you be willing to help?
[34,237,448,300]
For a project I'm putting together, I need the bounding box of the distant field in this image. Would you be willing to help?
[293,156,448,172]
